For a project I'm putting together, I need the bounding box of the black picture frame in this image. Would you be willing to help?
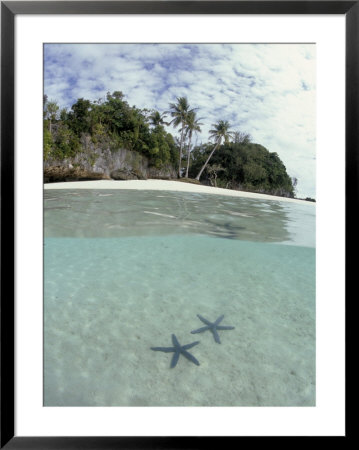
[1,1,354,447]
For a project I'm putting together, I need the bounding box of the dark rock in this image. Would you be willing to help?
[44,166,108,183]
[110,169,147,180]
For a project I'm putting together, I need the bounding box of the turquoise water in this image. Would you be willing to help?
[44,189,315,406]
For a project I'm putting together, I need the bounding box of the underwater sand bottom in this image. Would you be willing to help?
[44,235,315,406]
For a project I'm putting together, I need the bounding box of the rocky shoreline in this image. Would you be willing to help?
[44,145,177,183]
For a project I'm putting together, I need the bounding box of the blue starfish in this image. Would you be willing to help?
[151,334,200,368]
[191,314,235,344]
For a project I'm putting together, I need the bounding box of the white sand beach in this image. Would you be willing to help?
[44,179,314,205]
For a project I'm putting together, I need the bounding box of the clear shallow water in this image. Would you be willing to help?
[44,189,315,406]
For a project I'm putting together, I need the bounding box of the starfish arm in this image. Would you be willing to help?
[191,326,210,334]
[182,341,200,350]
[181,350,200,366]
[170,350,180,368]
[214,315,225,325]
[212,328,221,344]
[216,325,235,330]
[171,334,180,348]
[197,314,213,326]
[151,346,175,353]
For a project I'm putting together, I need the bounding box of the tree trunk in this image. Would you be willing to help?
[178,126,185,178]
[185,135,192,178]
[195,141,220,181]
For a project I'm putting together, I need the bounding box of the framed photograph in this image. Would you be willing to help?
[1,1,353,447]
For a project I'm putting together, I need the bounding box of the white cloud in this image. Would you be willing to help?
[44,43,316,198]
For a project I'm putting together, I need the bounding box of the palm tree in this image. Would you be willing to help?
[183,111,203,178]
[167,97,196,178]
[195,120,234,181]
[149,110,169,127]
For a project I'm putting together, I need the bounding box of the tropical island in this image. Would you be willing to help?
[44,90,307,200]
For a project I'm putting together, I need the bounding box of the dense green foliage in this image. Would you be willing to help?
[44,91,296,197]
[189,142,295,197]
[43,92,177,169]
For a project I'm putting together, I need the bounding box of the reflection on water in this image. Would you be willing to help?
[44,189,315,247]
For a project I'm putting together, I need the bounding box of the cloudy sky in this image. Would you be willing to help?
[44,43,316,198]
